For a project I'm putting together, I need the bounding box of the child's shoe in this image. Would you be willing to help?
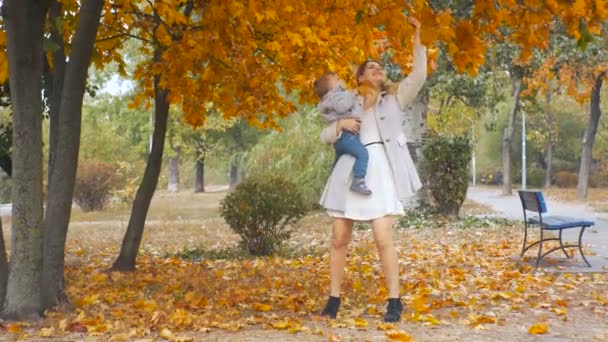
[350,177,372,195]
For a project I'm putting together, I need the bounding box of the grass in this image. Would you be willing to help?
[1,189,502,256]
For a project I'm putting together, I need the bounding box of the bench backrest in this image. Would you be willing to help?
[518,190,547,214]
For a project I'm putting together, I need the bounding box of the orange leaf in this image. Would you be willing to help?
[253,303,272,312]
[385,329,414,341]
[528,323,549,335]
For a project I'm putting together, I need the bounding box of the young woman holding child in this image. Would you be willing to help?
[317,17,427,322]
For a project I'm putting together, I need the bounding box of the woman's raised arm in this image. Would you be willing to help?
[397,18,428,108]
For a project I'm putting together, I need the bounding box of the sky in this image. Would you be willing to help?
[101,74,135,96]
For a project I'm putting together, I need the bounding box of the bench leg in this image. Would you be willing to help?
[521,224,529,258]
[536,228,544,267]
[578,226,591,267]
[558,229,571,258]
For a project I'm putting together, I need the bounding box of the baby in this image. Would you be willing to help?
[315,72,372,196]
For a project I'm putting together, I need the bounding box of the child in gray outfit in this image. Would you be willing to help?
[315,72,371,195]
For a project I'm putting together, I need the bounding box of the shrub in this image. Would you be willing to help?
[554,171,577,188]
[590,169,608,188]
[74,160,117,212]
[220,174,305,256]
[526,168,545,188]
[421,135,472,219]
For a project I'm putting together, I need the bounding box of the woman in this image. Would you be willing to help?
[318,17,427,323]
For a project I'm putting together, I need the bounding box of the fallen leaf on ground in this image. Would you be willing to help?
[528,322,549,335]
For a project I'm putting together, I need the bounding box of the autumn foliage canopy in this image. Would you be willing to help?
[1,0,607,127]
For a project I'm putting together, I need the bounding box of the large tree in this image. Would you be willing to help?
[1,0,50,319]
[0,0,107,315]
[42,0,105,309]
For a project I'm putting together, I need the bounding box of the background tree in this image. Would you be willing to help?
[525,23,608,199]
[175,111,237,193]
[110,0,197,271]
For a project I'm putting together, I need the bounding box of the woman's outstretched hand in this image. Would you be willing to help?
[408,17,421,28]
[408,17,421,46]
[338,118,361,134]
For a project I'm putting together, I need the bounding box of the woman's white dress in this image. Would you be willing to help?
[319,107,405,221]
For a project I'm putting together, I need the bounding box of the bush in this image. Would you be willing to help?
[590,169,608,188]
[220,174,305,256]
[421,135,472,219]
[74,160,117,212]
[554,171,577,188]
[527,168,545,188]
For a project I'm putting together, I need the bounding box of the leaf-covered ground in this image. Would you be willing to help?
[1,190,607,341]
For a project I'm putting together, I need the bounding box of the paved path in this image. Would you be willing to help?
[467,187,608,270]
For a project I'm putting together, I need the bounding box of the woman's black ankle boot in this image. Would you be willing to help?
[321,296,341,319]
[384,298,403,322]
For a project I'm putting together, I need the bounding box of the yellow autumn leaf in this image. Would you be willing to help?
[253,303,272,312]
[410,295,431,314]
[272,320,290,329]
[528,323,549,335]
[377,323,396,331]
[38,327,54,337]
[385,329,414,341]
[552,307,568,316]
[160,328,174,340]
[354,317,368,328]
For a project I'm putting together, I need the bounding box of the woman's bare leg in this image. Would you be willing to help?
[371,216,399,298]
[329,218,353,297]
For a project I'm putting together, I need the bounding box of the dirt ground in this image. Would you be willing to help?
[1,188,607,341]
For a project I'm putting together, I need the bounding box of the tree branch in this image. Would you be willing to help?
[100,23,152,44]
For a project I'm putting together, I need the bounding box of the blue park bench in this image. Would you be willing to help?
[518,190,595,268]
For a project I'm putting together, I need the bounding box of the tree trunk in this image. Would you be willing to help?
[502,78,522,195]
[194,157,205,193]
[44,0,67,187]
[1,0,48,320]
[229,155,244,189]
[112,65,170,272]
[576,72,605,201]
[41,0,104,310]
[401,86,429,207]
[167,149,180,193]
[229,125,245,189]
[544,87,553,188]
[0,217,8,309]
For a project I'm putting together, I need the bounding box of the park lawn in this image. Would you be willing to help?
[0,190,607,341]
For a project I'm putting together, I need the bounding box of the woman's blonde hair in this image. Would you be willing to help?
[356,59,399,94]
[355,60,398,95]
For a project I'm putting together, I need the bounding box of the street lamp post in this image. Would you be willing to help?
[522,109,526,190]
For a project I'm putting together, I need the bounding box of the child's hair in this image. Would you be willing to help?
[314,72,337,98]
